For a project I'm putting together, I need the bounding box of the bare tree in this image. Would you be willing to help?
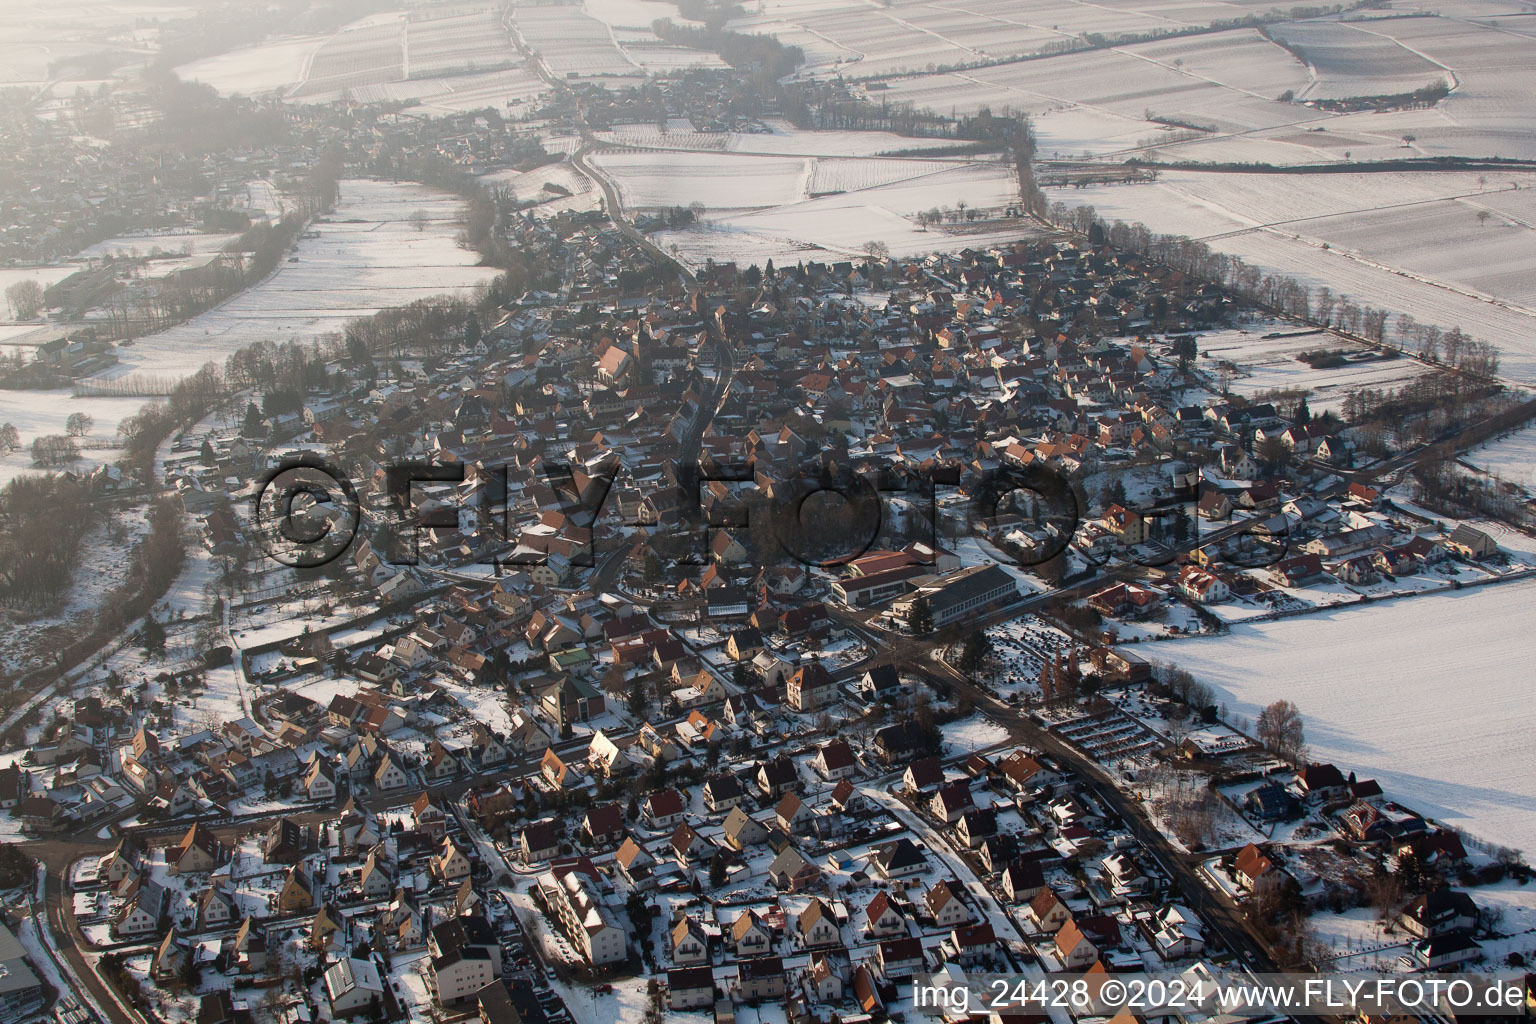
[65,412,94,437]
[408,209,430,232]
[5,280,43,319]
[1256,699,1306,762]
[861,239,890,261]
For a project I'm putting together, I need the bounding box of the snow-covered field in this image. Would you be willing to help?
[0,389,147,486]
[174,35,326,96]
[590,150,812,210]
[1267,20,1448,101]
[1467,423,1536,490]
[1043,169,1536,385]
[177,6,546,112]
[643,159,1026,264]
[1192,324,1430,410]
[512,4,639,78]
[1164,576,1536,852]
[595,119,975,157]
[91,179,497,384]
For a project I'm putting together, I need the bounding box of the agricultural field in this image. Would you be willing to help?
[1467,422,1536,491]
[595,118,973,156]
[0,180,495,483]
[807,157,961,194]
[1044,169,1536,383]
[477,161,604,214]
[285,18,404,102]
[1266,20,1447,101]
[174,36,328,97]
[176,5,546,113]
[728,0,1291,78]
[512,4,640,79]
[1191,325,1431,411]
[1165,577,1536,853]
[650,161,1027,265]
[875,42,1307,133]
[87,179,498,385]
[589,150,812,210]
[404,8,519,78]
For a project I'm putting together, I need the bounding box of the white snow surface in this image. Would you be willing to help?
[1165,576,1536,852]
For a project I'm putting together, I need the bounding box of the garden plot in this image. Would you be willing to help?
[1267,20,1447,101]
[591,150,811,210]
[1164,576,1536,853]
[83,179,496,386]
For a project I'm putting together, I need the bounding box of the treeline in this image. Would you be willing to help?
[1041,201,1500,380]
[339,297,483,362]
[1299,81,1450,112]
[142,70,288,157]
[0,475,101,608]
[224,339,333,396]
[1341,373,1499,428]
[114,362,225,481]
[775,81,1020,141]
[91,215,308,339]
[651,18,805,79]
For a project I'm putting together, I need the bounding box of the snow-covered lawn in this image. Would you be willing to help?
[1163,576,1536,852]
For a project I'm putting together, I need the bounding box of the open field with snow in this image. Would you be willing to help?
[645,159,1028,264]
[177,6,546,113]
[1467,422,1536,490]
[78,179,496,385]
[729,0,1286,79]
[1045,169,1536,384]
[1192,324,1431,410]
[0,388,146,486]
[1164,576,1536,852]
[1268,20,1447,101]
[175,36,327,96]
[512,3,640,79]
[591,150,811,210]
[596,118,975,156]
[479,162,604,214]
